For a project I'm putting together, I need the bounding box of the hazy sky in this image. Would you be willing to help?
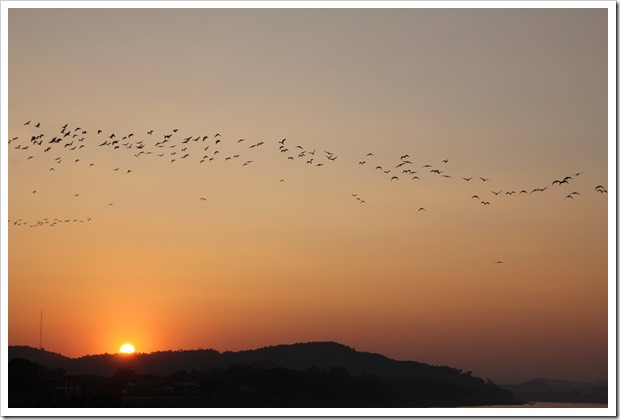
[5,5,611,384]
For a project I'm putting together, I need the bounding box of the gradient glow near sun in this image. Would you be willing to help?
[119,343,135,354]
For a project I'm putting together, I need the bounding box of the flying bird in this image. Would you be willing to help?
[595,186,607,193]
[530,187,548,194]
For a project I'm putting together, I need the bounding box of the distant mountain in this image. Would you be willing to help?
[499,377,607,404]
[10,342,481,381]
[9,342,519,407]
[8,346,72,368]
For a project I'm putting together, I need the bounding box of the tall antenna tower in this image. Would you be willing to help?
[39,309,43,350]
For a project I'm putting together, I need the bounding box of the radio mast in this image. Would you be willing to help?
[39,309,43,350]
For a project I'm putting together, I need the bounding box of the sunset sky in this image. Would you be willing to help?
[4,4,614,384]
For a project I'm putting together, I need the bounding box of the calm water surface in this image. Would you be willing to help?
[472,402,608,408]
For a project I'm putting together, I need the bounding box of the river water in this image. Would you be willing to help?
[472,402,608,408]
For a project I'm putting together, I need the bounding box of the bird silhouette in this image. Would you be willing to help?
[530,187,548,194]
[595,185,606,193]
[595,186,607,193]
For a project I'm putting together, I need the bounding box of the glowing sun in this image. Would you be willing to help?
[119,343,135,354]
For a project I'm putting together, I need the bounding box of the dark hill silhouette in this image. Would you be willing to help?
[10,342,479,382]
[9,342,520,407]
[8,346,72,369]
[499,377,607,404]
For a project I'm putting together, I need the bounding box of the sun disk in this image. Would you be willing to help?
[119,343,135,354]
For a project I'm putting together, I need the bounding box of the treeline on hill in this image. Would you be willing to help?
[9,357,517,408]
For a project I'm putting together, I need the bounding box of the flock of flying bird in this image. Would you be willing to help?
[9,120,608,233]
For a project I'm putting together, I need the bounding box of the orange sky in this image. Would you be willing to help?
[5,6,612,384]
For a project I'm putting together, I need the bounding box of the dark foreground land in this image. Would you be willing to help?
[499,378,608,405]
[10,342,519,408]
